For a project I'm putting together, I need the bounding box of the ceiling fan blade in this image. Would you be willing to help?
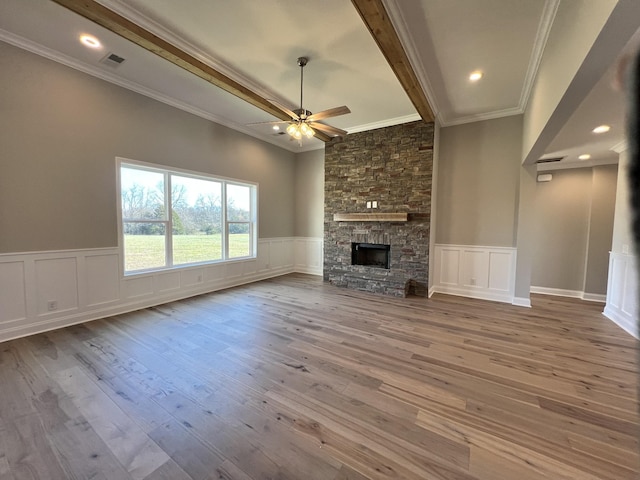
[309,127,335,142]
[246,120,291,126]
[268,99,300,121]
[306,106,351,122]
[309,122,348,137]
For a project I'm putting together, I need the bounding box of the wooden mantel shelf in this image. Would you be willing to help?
[333,213,408,222]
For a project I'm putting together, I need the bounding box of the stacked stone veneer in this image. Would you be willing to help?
[324,121,434,297]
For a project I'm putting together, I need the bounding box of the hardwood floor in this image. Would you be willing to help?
[0,273,638,480]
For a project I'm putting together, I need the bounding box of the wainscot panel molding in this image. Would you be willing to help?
[0,237,323,343]
[294,237,323,276]
[604,252,638,338]
[432,244,517,304]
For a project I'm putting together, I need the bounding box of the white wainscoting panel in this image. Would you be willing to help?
[433,244,516,304]
[85,254,120,307]
[0,261,26,324]
[0,237,323,343]
[604,252,638,338]
[439,248,460,285]
[294,237,323,276]
[35,257,78,316]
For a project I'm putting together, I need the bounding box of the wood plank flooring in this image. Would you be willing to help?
[0,273,638,479]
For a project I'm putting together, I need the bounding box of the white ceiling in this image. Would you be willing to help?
[0,0,633,159]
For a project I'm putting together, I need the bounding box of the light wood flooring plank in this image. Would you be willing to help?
[0,274,637,479]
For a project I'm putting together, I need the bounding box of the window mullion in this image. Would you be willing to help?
[220,182,226,260]
[166,172,173,268]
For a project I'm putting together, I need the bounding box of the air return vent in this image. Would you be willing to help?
[100,53,126,68]
[536,156,564,164]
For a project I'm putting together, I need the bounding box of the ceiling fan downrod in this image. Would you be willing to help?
[297,57,308,118]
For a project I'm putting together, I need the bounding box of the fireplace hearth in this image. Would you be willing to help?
[352,243,390,269]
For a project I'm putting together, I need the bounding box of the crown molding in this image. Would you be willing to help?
[519,0,560,111]
[0,29,310,153]
[439,107,523,127]
[346,114,422,134]
[382,0,440,118]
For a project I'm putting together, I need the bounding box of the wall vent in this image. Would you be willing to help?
[100,53,126,68]
[536,156,564,164]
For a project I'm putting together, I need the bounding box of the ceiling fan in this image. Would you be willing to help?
[250,57,351,143]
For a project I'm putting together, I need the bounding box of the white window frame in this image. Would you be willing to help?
[116,157,258,276]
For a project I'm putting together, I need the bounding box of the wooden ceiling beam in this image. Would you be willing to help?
[52,0,292,123]
[351,0,435,123]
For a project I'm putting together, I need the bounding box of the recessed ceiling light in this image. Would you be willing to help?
[578,154,591,160]
[80,34,101,49]
[272,125,280,131]
[469,71,483,82]
[592,125,610,134]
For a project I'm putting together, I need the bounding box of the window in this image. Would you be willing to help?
[118,160,256,274]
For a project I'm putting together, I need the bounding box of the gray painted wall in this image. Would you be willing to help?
[0,41,295,253]
[532,169,591,291]
[531,166,616,294]
[584,165,617,294]
[514,163,537,300]
[294,149,324,238]
[436,115,523,247]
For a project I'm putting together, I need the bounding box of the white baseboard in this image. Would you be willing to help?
[603,306,638,339]
[432,285,514,304]
[581,292,606,303]
[428,285,436,298]
[512,297,532,308]
[0,237,324,343]
[530,286,582,298]
[530,286,606,304]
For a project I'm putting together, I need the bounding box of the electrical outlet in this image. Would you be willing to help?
[197,274,203,282]
[366,201,372,208]
[372,201,378,208]
[47,300,58,311]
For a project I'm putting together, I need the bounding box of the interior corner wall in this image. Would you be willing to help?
[584,164,617,295]
[0,40,296,254]
[513,163,537,304]
[294,149,325,238]
[436,115,523,247]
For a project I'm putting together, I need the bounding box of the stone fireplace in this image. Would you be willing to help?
[324,121,434,297]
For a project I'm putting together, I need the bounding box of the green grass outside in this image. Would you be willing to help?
[124,234,250,272]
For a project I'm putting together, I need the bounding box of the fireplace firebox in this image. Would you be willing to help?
[351,243,390,269]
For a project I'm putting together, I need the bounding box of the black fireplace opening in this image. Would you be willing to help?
[351,243,391,269]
